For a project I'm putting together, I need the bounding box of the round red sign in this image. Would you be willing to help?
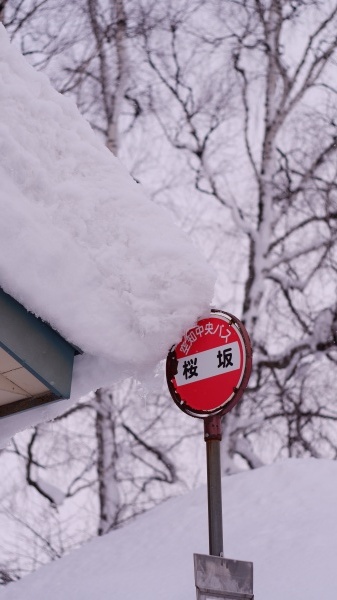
[166,310,252,418]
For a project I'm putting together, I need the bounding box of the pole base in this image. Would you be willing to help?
[194,553,254,599]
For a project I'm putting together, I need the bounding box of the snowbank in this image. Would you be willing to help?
[0,25,215,441]
[1,458,336,600]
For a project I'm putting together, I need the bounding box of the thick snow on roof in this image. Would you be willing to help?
[0,25,215,439]
[1,458,336,600]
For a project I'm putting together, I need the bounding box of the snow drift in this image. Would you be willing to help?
[0,458,336,600]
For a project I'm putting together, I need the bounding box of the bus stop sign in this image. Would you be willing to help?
[166,310,252,418]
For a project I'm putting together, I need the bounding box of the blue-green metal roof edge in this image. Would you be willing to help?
[0,287,80,399]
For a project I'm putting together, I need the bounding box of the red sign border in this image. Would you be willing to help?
[166,309,252,419]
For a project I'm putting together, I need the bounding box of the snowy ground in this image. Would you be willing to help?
[1,458,336,599]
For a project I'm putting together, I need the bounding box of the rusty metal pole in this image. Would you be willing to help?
[204,415,223,557]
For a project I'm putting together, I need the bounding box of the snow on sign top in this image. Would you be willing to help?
[0,25,215,442]
[166,311,252,418]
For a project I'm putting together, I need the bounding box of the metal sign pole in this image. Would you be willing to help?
[204,415,223,557]
[166,310,253,598]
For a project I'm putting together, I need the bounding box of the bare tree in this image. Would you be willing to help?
[2,0,337,579]
[0,379,193,576]
[140,0,337,468]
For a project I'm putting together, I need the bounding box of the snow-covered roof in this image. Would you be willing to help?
[0,25,215,441]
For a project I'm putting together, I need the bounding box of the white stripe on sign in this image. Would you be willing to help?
[175,342,241,387]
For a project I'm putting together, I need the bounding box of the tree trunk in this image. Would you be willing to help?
[0,1,7,23]
[95,389,120,535]
[93,0,128,533]
[106,0,128,156]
